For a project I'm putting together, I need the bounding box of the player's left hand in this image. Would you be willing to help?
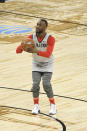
[27,47,39,54]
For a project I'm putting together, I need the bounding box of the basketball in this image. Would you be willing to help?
[21,38,35,52]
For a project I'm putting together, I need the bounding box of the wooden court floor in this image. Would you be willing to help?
[0,0,87,131]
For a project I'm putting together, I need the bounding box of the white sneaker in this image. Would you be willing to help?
[49,104,56,115]
[32,104,40,115]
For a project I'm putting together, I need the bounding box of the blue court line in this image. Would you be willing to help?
[14,29,32,34]
[0,28,19,33]
[0,26,30,29]
[0,26,31,30]
[0,25,32,34]
[0,27,8,29]
[0,25,32,30]
[4,28,32,34]
[0,26,17,29]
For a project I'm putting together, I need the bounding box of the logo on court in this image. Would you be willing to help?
[0,25,32,34]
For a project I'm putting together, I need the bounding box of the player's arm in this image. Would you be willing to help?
[16,45,23,54]
[16,35,32,54]
[32,35,55,58]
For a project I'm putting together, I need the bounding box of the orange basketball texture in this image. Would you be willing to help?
[21,38,35,52]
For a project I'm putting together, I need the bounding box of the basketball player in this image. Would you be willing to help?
[16,19,56,115]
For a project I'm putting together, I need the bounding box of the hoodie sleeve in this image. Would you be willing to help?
[38,35,55,58]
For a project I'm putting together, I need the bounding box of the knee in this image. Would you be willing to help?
[43,81,52,92]
[32,81,40,92]
[33,81,40,87]
[43,81,51,87]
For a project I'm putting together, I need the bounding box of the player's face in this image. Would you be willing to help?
[36,20,46,34]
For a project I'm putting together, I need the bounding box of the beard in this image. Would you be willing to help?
[36,28,43,35]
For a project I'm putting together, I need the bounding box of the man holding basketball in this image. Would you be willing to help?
[16,18,56,115]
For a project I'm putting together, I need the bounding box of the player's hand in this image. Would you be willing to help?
[27,47,39,54]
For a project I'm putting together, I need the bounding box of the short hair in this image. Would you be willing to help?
[40,18,48,27]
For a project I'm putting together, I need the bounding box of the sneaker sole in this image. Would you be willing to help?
[32,110,40,115]
[49,111,56,115]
